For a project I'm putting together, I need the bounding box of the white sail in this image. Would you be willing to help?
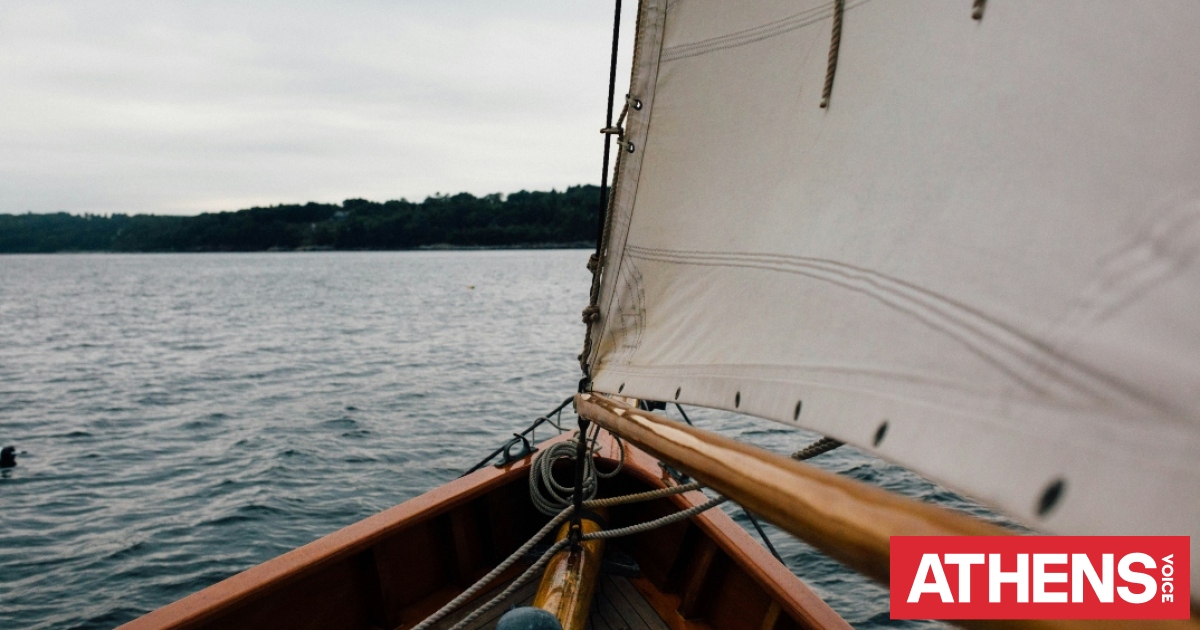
[588,0,1200,598]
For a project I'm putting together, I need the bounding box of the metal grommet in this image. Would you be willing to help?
[626,142,635,153]
[632,99,643,110]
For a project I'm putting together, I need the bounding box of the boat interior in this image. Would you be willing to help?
[121,433,848,630]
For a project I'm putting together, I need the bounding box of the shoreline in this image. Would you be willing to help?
[0,242,596,255]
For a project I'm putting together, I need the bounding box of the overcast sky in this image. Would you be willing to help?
[0,1,636,215]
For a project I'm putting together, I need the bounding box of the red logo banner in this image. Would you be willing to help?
[890,536,1189,620]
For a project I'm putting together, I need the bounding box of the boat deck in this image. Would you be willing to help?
[434,572,669,630]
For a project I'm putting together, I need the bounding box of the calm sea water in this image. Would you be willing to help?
[0,251,1006,629]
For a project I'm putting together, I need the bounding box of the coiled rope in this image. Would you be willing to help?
[529,425,625,516]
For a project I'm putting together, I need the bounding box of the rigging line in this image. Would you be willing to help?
[674,403,694,426]
[410,508,574,630]
[580,0,624,388]
[444,495,727,630]
[743,509,785,564]
[820,0,845,108]
[737,436,841,564]
[595,0,624,246]
[791,436,844,461]
[460,396,574,476]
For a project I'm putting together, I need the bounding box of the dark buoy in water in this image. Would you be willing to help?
[496,607,562,630]
[0,446,15,468]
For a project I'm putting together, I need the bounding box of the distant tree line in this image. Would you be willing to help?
[0,186,601,253]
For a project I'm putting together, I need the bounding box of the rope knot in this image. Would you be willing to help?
[582,305,601,323]
[586,253,600,273]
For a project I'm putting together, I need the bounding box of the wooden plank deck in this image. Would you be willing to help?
[433,572,669,630]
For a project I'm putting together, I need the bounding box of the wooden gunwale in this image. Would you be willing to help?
[119,434,574,630]
[121,428,850,630]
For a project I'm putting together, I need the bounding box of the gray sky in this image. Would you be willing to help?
[0,1,636,215]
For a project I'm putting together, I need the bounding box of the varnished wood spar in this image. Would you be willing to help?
[577,391,1008,581]
[532,510,607,629]
[577,393,1200,630]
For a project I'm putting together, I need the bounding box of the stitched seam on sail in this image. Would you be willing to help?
[600,362,1000,400]
[660,0,872,63]
[593,363,1040,417]
[1043,195,1200,363]
[621,245,1171,417]
[661,2,832,60]
[624,245,1136,409]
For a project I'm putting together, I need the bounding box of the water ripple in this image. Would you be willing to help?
[0,251,1006,629]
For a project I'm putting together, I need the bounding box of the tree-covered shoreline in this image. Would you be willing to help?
[0,185,600,253]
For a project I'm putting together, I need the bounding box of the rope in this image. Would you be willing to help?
[674,403,694,426]
[580,0,625,385]
[715,435,844,565]
[586,480,703,508]
[585,495,728,540]
[529,427,626,516]
[461,397,574,476]
[972,0,986,21]
[443,494,728,630]
[446,538,572,630]
[743,510,785,564]
[413,477,708,630]
[411,508,574,630]
[819,0,845,109]
[791,436,843,461]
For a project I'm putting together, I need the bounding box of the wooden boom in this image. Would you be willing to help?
[575,393,1200,630]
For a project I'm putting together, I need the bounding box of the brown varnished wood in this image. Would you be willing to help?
[118,434,568,630]
[678,537,717,619]
[627,575,715,630]
[448,505,483,587]
[579,393,1200,630]
[596,430,851,630]
[707,562,774,630]
[577,392,1010,583]
[761,602,782,630]
[532,511,607,630]
[121,428,851,630]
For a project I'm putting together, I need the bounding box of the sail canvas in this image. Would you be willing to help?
[587,0,1200,599]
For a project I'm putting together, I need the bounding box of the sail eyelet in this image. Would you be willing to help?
[1037,478,1066,518]
[626,142,636,153]
[873,420,888,447]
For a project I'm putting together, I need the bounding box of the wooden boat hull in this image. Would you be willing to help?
[121,432,849,630]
